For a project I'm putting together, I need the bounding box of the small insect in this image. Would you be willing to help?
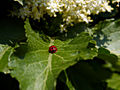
[49,45,57,54]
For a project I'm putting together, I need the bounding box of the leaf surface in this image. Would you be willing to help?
[66,59,112,90]
[9,19,97,90]
[0,44,13,73]
[107,73,120,90]
[93,19,120,72]
[64,70,75,90]
[93,19,120,57]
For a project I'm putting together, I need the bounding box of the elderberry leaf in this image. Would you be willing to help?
[9,18,97,90]
[0,44,13,73]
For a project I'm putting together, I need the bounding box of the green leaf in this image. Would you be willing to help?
[66,59,112,90]
[93,19,120,56]
[9,18,97,90]
[0,44,13,73]
[97,48,118,69]
[93,19,120,71]
[64,70,75,90]
[106,73,120,90]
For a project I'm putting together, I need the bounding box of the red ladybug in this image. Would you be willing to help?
[49,45,57,54]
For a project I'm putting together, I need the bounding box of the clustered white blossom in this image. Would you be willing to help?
[112,0,120,6]
[16,0,120,31]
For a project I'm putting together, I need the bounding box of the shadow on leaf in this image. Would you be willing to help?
[57,58,115,90]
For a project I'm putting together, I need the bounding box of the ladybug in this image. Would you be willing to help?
[49,45,57,54]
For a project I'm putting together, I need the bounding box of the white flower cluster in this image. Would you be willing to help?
[112,0,120,6]
[16,0,120,30]
[112,0,120,3]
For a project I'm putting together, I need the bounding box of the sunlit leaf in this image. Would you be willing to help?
[9,19,97,90]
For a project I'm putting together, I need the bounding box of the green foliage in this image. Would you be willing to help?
[93,19,120,72]
[1,17,120,90]
[1,1,120,89]
[64,70,75,90]
[0,44,13,73]
[66,59,112,90]
[93,19,120,56]
[107,73,120,90]
[92,19,120,90]
[8,19,97,90]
